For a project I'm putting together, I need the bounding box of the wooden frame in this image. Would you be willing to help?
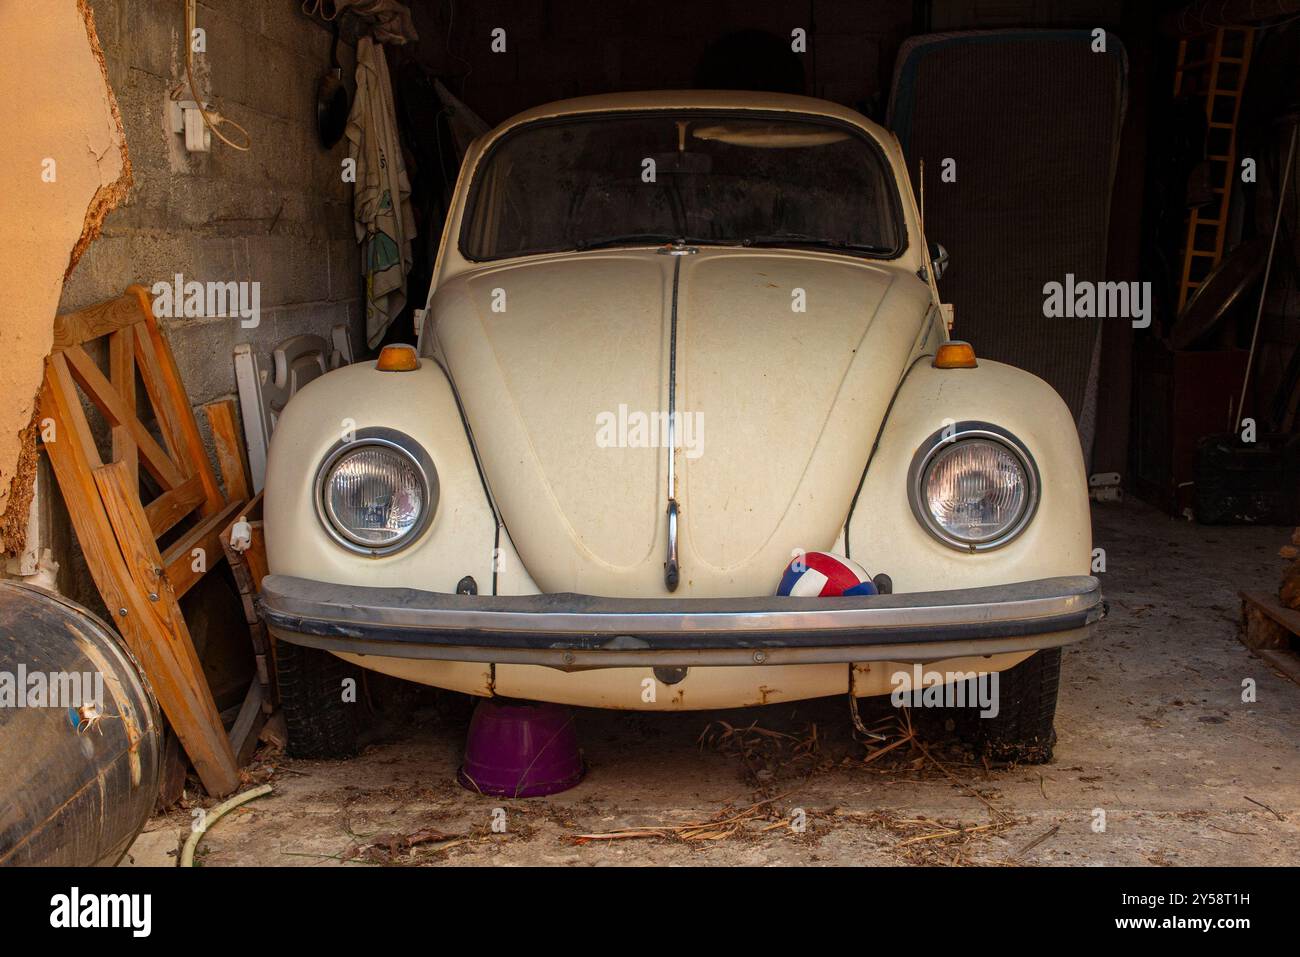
[42,285,244,796]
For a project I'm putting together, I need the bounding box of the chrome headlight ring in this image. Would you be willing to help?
[313,427,438,557]
[906,421,1040,552]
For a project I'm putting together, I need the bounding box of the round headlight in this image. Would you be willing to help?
[317,433,436,554]
[910,426,1038,550]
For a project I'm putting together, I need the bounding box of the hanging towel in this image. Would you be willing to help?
[347,36,416,347]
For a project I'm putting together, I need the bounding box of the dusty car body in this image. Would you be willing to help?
[261,91,1103,756]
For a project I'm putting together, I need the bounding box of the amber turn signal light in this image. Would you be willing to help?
[933,341,977,369]
[376,344,420,372]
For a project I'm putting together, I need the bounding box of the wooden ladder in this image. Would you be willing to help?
[41,286,246,796]
[1173,25,1255,314]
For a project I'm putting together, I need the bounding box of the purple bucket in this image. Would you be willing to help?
[457,699,585,798]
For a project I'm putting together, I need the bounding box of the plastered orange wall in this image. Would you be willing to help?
[0,0,129,542]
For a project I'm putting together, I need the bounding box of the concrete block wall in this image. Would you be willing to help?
[50,0,365,609]
[60,0,364,408]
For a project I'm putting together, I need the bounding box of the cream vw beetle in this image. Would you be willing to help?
[261,91,1104,761]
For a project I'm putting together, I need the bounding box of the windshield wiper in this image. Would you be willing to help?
[573,234,746,252]
[573,233,680,251]
[743,233,893,254]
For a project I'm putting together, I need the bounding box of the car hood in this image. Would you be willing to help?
[432,247,930,597]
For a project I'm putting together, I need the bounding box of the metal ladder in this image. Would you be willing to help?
[1173,26,1255,313]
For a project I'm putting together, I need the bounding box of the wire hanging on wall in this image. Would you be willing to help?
[182,0,252,152]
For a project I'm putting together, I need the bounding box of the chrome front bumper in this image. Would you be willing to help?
[260,575,1106,669]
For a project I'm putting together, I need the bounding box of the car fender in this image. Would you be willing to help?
[845,358,1092,592]
[263,361,498,595]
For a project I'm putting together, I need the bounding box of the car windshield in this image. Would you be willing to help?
[460,111,903,261]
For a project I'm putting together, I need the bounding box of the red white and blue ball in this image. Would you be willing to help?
[777,551,877,597]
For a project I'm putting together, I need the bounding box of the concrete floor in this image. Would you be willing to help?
[125,498,1300,866]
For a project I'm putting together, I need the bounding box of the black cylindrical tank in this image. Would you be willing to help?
[0,581,162,866]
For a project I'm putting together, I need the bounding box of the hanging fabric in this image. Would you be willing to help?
[346,36,417,347]
[301,0,418,45]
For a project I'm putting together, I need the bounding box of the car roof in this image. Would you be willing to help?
[487,90,892,142]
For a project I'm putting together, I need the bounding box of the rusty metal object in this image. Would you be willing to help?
[1169,237,1267,351]
[0,581,161,866]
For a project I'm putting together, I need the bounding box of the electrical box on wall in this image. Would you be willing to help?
[168,98,211,153]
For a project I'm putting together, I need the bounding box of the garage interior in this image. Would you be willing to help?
[1,0,1297,868]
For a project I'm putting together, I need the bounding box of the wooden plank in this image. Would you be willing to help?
[40,375,127,617]
[139,304,225,516]
[50,286,152,352]
[131,322,188,466]
[259,710,288,750]
[228,679,266,765]
[109,328,138,489]
[1242,601,1289,651]
[1239,592,1300,691]
[1257,649,1300,687]
[202,399,251,503]
[240,490,264,524]
[250,620,276,715]
[62,345,187,490]
[222,542,259,623]
[45,354,103,470]
[1242,590,1300,634]
[162,498,244,599]
[157,731,188,810]
[143,474,205,537]
[93,461,240,796]
[244,525,268,591]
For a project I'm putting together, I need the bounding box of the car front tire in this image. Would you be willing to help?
[918,648,1062,764]
[972,647,1061,764]
[275,640,363,759]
